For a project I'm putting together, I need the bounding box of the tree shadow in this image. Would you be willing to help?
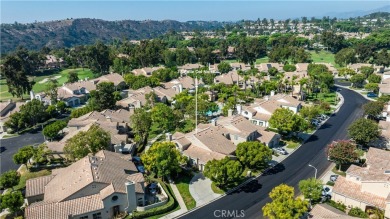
[318,123,332,130]
[304,134,319,143]
[228,179,263,195]
[261,163,285,176]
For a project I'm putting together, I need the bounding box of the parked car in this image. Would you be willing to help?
[273,147,288,155]
[322,186,332,196]
[367,92,377,98]
[330,175,338,182]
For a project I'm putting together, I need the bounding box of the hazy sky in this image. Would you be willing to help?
[1,1,389,24]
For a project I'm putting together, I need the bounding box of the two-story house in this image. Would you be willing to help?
[332,148,390,218]
[240,94,302,127]
[25,151,149,219]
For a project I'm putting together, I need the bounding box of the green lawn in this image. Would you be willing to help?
[175,173,196,210]
[211,182,226,194]
[11,165,51,191]
[31,68,94,93]
[0,68,94,101]
[309,50,337,67]
[306,91,338,105]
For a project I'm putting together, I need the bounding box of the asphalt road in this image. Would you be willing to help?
[0,131,45,174]
[180,87,368,219]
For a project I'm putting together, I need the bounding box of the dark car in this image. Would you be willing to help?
[367,92,377,98]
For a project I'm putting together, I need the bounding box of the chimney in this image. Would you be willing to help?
[228,109,233,117]
[129,107,135,113]
[211,119,217,126]
[237,104,242,114]
[270,90,275,96]
[30,90,35,101]
[166,133,172,142]
[265,96,269,101]
[114,144,122,153]
[178,83,183,93]
[125,181,137,212]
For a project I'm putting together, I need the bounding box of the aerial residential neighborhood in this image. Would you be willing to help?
[1,1,390,219]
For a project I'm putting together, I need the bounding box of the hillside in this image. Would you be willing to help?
[1,18,224,53]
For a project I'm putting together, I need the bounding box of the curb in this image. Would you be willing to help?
[335,84,376,102]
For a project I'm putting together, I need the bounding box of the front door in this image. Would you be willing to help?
[113,205,120,217]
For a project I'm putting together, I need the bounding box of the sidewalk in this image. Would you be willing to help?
[160,180,188,219]
[144,133,163,152]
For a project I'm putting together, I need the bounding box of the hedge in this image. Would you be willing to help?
[326,200,346,212]
[348,207,368,218]
[130,179,177,218]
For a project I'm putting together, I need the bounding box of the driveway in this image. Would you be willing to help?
[0,132,45,174]
[189,173,221,207]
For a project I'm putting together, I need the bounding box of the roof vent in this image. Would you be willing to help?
[384,170,390,174]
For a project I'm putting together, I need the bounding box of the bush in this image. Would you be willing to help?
[283,64,297,72]
[348,207,368,218]
[327,200,346,212]
[326,181,335,186]
[131,179,177,219]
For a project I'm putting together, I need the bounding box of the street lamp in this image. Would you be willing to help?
[308,164,317,179]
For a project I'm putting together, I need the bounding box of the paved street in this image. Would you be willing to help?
[179,87,368,219]
[0,132,45,174]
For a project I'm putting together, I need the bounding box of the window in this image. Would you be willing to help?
[79,216,88,219]
[92,213,102,219]
[111,195,119,202]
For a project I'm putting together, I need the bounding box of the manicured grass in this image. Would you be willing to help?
[286,140,300,149]
[309,50,336,67]
[331,166,347,177]
[211,182,226,194]
[5,165,52,191]
[31,68,94,93]
[0,68,94,101]
[306,91,338,105]
[175,173,196,210]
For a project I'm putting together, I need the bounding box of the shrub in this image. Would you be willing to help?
[131,179,177,218]
[326,200,346,212]
[348,207,368,218]
[326,181,335,186]
[283,64,297,72]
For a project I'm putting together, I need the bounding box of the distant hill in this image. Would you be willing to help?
[1,18,224,54]
[324,5,390,19]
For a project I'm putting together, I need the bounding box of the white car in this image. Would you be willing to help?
[322,186,332,196]
[273,147,288,155]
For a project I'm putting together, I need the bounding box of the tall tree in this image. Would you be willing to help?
[327,140,359,170]
[348,118,380,146]
[86,41,112,75]
[44,77,59,104]
[236,141,272,170]
[363,101,385,119]
[350,74,365,88]
[335,48,357,67]
[218,62,232,74]
[130,108,152,146]
[298,178,323,203]
[67,70,79,83]
[64,124,111,161]
[262,184,308,219]
[373,49,390,68]
[269,108,308,134]
[204,157,243,188]
[0,191,24,214]
[91,82,116,110]
[0,170,20,191]
[43,120,68,140]
[13,145,35,167]
[151,103,179,131]
[141,142,186,179]
[1,55,33,99]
